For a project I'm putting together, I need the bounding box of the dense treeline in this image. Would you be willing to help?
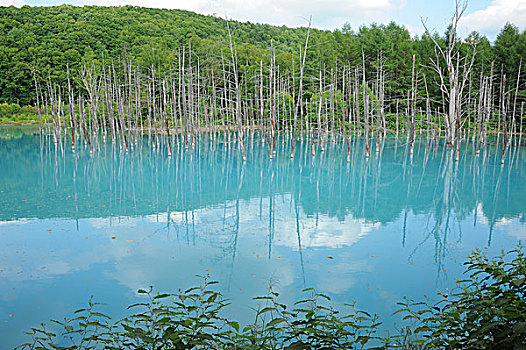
[0,4,524,107]
[0,4,312,105]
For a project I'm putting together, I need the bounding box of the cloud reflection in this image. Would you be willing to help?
[0,193,376,296]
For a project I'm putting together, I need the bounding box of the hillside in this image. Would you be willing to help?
[0,5,312,105]
[0,4,524,106]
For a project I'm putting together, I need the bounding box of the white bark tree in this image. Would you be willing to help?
[422,0,478,147]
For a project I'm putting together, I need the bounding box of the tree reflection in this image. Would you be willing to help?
[0,131,524,261]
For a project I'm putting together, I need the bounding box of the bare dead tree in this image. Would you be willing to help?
[226,18,247,162]
[422,0,478,147]
[291,17,311,159]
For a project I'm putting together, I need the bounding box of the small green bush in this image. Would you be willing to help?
[18,277,385,350]
[0,103,39,124]
[397,244,526,349]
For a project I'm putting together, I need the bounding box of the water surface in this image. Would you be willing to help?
[1,126,525,347]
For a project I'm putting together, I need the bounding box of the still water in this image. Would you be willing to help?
[0,126,525,347]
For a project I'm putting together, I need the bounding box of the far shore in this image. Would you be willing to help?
[2,123,524,137]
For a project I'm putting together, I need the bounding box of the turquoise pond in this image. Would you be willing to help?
[0,126,525,347]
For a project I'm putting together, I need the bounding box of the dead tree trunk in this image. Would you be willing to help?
[422,0,477,147]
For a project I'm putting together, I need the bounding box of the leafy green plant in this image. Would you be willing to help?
[396,244,526,349]
[111,278,231,349]
[18,297,112,350]
[0,103,40,124]
[17,276,384,350]
[234,287,385,349]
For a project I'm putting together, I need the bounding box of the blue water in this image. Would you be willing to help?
[0,126,525,348]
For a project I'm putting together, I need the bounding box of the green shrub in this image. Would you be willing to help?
[397,244,526,349]
[0,102,21,115]
[0,103,39,124]
[18,277,385,350]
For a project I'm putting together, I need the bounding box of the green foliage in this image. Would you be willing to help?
[239,289,385,349]
[17,244,526,349]
[1,4,522,109]
[17,276,385,350]
[0,102,39,124]
[0,5,312,105]
[396,244,526,349]
[494,24,525,82]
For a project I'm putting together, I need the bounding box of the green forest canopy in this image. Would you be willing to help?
[0,4,525,106]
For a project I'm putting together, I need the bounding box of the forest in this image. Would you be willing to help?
[0,4,524,107]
